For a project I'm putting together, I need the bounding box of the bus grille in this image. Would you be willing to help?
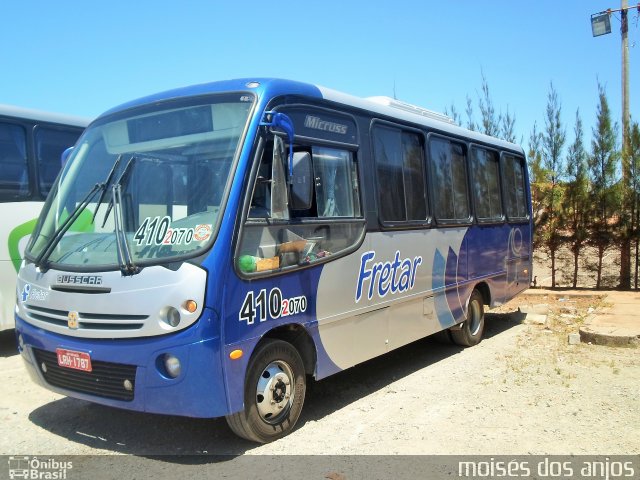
[24,305,148,331]
[33,348,137,402]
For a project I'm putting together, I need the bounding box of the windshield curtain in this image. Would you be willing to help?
[26,93,254,270]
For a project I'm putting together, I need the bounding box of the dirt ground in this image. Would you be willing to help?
[1,289,638,457]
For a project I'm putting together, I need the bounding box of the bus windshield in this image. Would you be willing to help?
[26,94,254,271]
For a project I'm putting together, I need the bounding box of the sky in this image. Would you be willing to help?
[1,1,639,152]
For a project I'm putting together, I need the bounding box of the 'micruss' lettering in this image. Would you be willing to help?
[304,115,348,135]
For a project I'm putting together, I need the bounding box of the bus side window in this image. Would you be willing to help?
[35,126,83,197]
[502,154,528,220]
[313,146,359,218]
[0,123,29,199]
[470,147,503,222]
[238,140,363,275]
[372,125,428,224]
[429,137,470,224]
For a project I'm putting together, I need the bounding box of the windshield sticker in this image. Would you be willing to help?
[239,287,307,325]
[193,224,212,242]
[134,216,171,246]
[162,227,194,246]
[134,217,212,246]
[355,250,423,303]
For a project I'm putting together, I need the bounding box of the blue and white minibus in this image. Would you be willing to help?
[0,105,89,331]
[15,79,531,442]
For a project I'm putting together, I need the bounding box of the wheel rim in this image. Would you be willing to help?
[255,360,295,424]
[468,300,482,336]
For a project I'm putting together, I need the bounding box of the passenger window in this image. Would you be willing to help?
[314,147,358,217]
[35,126,83,196]
[429,137,470,223]
[238,139,364,275]
[502,154,528,220]
[470,147,503,222]
[0,122,29,199]
[373,125,427,223]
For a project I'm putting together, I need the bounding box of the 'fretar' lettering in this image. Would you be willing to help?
[355,251,422,302]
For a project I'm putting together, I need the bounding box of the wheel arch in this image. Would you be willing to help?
[259,323,317,377]
[473,281,491,306]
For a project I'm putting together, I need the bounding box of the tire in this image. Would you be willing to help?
[225,339,306,443]
[450,289,485,347]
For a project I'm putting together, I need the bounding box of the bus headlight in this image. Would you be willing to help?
[163,354,181,378]
[160,306,181,327]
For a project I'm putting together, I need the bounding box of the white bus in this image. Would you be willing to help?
[0,105,89,330]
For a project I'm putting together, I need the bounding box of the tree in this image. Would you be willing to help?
[447,72,516,143]
[444,103,461,125]
[564,109,589,288]
[478,71,500,137]
[465,95,476,132]
[528,121,547,252]
[588,83,619,289]
[528,122,546,184]
[630,121,640,289]
[541,83,566,288]
[500,107,517,143]
[620,119,634,290]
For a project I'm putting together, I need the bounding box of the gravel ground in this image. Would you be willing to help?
[1,291,638,459]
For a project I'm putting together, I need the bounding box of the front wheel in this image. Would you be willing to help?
[450,289,485,347]
[225,339,306,443]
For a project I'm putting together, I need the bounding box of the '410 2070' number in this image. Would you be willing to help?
[239,288,307,325]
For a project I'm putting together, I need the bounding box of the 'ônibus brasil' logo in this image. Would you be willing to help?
[355,250,422,303]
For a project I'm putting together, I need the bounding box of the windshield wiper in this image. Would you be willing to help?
[101,155,136,228]
[33,154,133,272]
[112,183,139,276]
[33,182,104,271]
[91,154,122,225]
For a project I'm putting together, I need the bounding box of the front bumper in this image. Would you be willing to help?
[15,309,229,418]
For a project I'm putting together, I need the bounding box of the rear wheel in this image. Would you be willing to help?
[225,339,306,443]
[450,289,485,347]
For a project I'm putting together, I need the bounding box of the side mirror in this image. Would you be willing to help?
[290,152,313,210]
[260,111,294,180]
[61,146,74,167]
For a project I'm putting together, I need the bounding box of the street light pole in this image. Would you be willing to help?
[621,1,632,289]
[622,1,629,148]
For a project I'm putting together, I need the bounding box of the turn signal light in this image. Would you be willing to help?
[184,300,198,313]
[229,349,243,360]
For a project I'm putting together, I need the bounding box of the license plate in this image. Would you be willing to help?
[56,348,92,372]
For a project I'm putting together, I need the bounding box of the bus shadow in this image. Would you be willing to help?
[301,311,518,423]
[28,398,249,460]
[0,329,18,358]
[27,312,520,462]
